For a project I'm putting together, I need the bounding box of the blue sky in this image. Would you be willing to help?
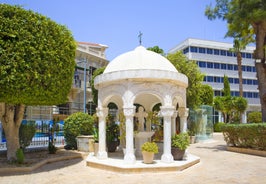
[1,0,232,60]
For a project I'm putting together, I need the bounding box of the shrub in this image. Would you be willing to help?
[221,123,266,150]
[19,121,36,151]
[214,122,225,132]
[64,112,95,149]
[16,148,24,164]
[141,142,158,153]
[48,142,57,154]
[247,111,262,123]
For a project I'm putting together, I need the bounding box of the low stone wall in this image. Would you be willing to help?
[227,146,266,157]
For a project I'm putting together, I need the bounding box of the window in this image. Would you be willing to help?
[214,77,221,83]
[242,65,246,71]
[247,92,253,98]
[247,79,253,85]
[234,65,238,70]
[241,53,246,58]
[207,76,214,82]
[254,93,259,98]
[243,79,247,84]
[214,49,219,55]
[252,67,256,72]
[221,64,226,69]
[203,76,207,82]
[207,48,213,54]
[235,91,240,97]
[228,64,233,70]
[199,47,206,53]
[234,78,239,84]
[214,90,221,96]
[214,63,220,69]
[198,61,206,68]
[247,66,252,72]
[253,80,258,85]
[220,50,226,56]
[183,47,189,54]
[190,46,198,53]
[246,53,252,58]
[228,78,234,83]
[207,62,213,68]
[227,51,233,56]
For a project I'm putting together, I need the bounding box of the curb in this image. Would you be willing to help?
[227,146,266,157]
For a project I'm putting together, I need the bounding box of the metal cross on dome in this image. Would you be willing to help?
[138,31,143,45]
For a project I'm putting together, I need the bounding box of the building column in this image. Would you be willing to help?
[171,111,178,136]
[179,107,189,133]
[96,107,108,159]
[123,106,136,164]
[160,106,175,163]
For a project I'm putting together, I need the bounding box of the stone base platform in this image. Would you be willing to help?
[86,153,200,173]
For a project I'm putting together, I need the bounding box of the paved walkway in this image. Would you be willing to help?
[0,133,265,184]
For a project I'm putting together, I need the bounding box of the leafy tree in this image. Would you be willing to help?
[0,4,76,161]
[90,67,105,105]
[167,51,205,109]
[147,46,164,55]
[199,84,214,106]
[222,75,231,97]
[205,0,266,121]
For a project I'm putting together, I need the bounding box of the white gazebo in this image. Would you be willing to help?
[94,46,188,164]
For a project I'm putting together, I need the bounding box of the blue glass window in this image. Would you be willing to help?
[241,53,246,58]
[221,50,226,56]
[253,80,258,85]
[198,61,206,68]
[229,78,234,83]
[234,78,239,84]
[243,79,247,84]
[207,48,213,54]
[228,64,233,70]
[199,47,206,53]
[235,91,240,97]
[252,67,256,72]
[207,76,214,82]
[203,76,207,82]
[214,49,220,55]
[190,46,198,53]
[247,66,252,72]
[207,62,213,68]
[242,65,246,71]
[246,53,252,58]
[227,51,233,56]
[214,63,220,69]
[183,47,189,54]
[221,64,226,69]
[254,93,259,98]
[234,65,238,70]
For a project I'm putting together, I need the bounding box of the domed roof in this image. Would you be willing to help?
[104,46,178,73]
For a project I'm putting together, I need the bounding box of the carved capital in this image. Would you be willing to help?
[178,107,189,118]
[160,106,175,117]
[123,106,136,117]
[96,107,108,119]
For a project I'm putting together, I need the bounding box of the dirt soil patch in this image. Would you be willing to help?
[0,149,84,168]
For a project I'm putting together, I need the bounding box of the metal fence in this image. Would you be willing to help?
[0,120,65,151]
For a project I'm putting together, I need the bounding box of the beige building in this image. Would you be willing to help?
[25,42,109,120]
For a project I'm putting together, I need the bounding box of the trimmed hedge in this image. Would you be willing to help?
[221,123,266,150]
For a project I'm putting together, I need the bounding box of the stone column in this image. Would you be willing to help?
[160,106,175,163]
[179,107,189,133]
[123,106,136,164]
[171,111,178,136]
[96,107,108,159]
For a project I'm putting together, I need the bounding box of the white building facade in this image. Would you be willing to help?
[169,38,260,123]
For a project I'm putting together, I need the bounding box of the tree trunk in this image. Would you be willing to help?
[255,63,266,122]
[237,51,243,123]
[0,103,25,161]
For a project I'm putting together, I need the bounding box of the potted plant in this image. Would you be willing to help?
[141,142,158,164]
[171,132,190,160]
